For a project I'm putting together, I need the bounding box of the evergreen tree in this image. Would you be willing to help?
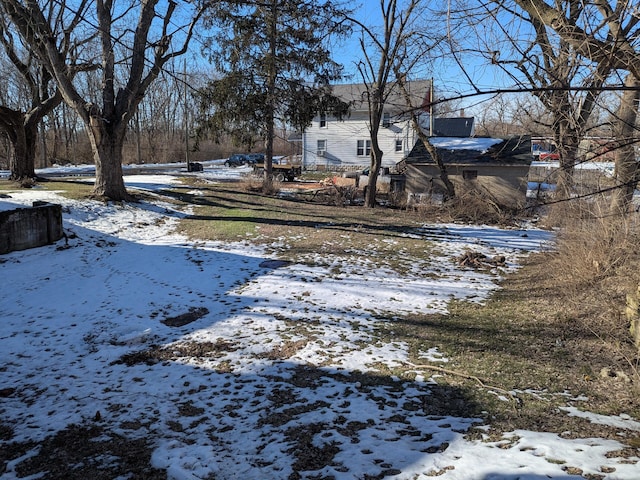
[199,0,351,188]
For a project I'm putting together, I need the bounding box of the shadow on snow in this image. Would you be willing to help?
[0,210,554,480]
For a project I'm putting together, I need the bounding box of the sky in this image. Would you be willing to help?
[334,0,518,117]
[1,163,640,479]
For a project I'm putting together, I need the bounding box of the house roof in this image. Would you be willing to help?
[431,117,475,137]
[330,80,432,114]
[405,135,533,166]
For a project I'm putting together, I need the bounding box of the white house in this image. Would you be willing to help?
[302,80,432,171]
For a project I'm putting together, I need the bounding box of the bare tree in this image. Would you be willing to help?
[49,101,85,164]
[131,61,195,165]
[610,73,640,213]
[448,0,610,200]
[472,93,531,137]
[350,0,438,207]
[507,0,640,213]
[0,0,204,200]
[398,77,457,199]
[0,12,61,183]
[392,37,456,200]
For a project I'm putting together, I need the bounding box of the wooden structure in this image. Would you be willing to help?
[402,135,533,208]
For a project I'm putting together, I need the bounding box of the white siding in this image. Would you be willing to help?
[303,111,419,170]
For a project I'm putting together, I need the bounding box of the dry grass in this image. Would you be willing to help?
[389,248,640,440]
[174,178,640,389]
[237,175,284,195]
[540,200,640,360]
[409,186,528,226]
[3,175,640,476]
[0,179,95,199]
[546,200,640,285]
[174,179,426,257]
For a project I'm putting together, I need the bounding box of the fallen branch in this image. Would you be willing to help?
[458,250,506,269]
[402,361,521,408]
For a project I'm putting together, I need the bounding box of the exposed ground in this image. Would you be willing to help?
[1,174,639,479]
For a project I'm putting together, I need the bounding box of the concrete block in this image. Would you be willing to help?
[0,203,63,254]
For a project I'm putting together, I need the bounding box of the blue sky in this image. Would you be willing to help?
[331,0,518,114]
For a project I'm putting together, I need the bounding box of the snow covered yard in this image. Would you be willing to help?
[1,172,639,479]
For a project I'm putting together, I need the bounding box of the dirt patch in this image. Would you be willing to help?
[258,339,309,361]
[161,306,209,327]
[259,259,292,269]
[5,424,165,479]
[285,422,341,479]
[113,338,238,366]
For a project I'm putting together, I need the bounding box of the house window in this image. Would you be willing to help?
[383,112,391,128]
[462,170,478,180]
[319,113,327,128]
[317,139,327,156]
[395,139,403,152]
[357,139,371,156]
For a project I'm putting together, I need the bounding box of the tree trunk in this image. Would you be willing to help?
[366,130,383,208]
[39,120,48,169]
[86,114,130,200]
[552,111,578,200]
[554,137,578,201]
[422,138,455,200]
[9,124,36,181]
[264,124,274,189]
[393,75,456,200]
[610,74,640,215]
[1,107,37,182]
[134,112,142,165]
[261,0,278,192]
[365,84,384,208]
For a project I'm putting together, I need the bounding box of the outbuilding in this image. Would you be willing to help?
[401,135,533,208]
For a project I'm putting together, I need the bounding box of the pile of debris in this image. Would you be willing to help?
[458,250,506,269]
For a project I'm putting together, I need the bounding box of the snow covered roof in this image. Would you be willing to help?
[428,137,502,151]
[405,135,533,165]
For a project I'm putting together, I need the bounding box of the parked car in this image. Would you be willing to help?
[225,154,248,167]
[538,152,560,161]
[246,153,265,164]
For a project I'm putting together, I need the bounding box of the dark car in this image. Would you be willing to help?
[225,154,248,167]
[246,153,265,164]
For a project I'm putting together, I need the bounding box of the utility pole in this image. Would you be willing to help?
[429,78,434,137]
[184,59,190,170]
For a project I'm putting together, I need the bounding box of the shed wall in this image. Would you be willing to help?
[406,164,530,207]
